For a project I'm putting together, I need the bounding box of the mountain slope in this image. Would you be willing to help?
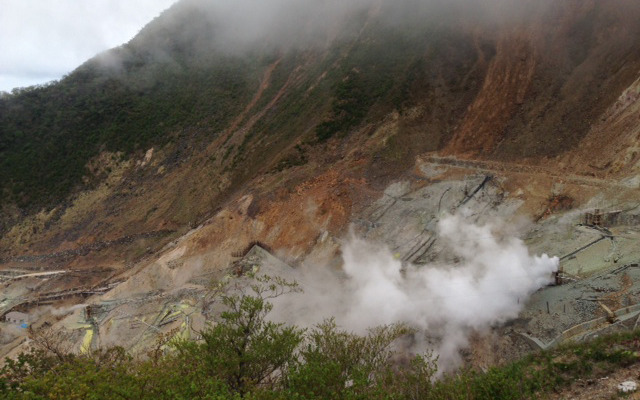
[0,0,638,267]
[1,1,638,216]
[2,0,640,376]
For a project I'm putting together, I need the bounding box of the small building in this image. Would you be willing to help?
[5,311,29,325]
[585,209,604,226]
[584,209,627,227]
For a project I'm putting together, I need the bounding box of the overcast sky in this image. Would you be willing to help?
[0,0,177,92]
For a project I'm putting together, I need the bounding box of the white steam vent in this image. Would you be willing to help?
[272,213,559,369]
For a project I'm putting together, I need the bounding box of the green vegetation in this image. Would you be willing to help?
[315,28,418,142]
[3,275,640,399]
[0,54,258,211]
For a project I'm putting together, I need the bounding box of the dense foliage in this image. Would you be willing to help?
[0,55,258,210]
[3,276,640,399]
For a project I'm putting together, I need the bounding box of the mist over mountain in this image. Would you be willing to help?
[3,0,638,220]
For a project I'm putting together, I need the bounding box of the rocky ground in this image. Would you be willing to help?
[2,150,639,373]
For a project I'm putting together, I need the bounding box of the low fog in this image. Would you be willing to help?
[129,0,550,57]
[271,213,559,369]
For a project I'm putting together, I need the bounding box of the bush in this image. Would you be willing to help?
[171,276,305,396]
[8,275,640,399]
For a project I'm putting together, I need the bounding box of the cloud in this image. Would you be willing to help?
[121,0,557,67]
[271,212,559,369]
[0,0,177,91]
[1,0,555,91]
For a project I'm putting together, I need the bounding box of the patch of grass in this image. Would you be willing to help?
[439,330,640,399]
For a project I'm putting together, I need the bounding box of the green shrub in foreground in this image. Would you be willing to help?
[3,277,640,399]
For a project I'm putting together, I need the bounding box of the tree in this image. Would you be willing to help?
[172,275,304,397]
[286,319,430,399]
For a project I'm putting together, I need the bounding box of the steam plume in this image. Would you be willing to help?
[272,213,559,369]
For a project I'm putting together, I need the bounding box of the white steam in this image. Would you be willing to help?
[129,0,548,58]
[272,213,558,368]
